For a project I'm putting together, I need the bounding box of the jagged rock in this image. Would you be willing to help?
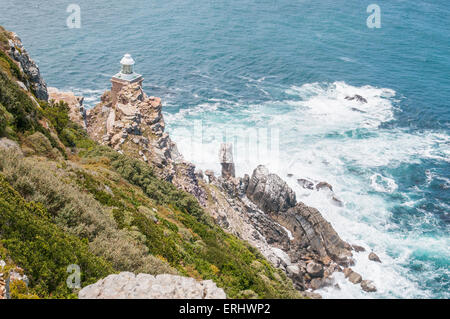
[348,271,362,284]
[277,202,353,263]
[345,94,368,104]
[246,165,296,213]
[302,291,322,299]
[219,143,235,179]
[78,272,226,299]
[205,170,215,183]
[48,87,87,129]
[316,182,333,192]
[7,34,48,100]
[286,265,300,275]
[352,245,366,252]
[306,262,323,278]
[361,280,377,292]
[297,178,314,190]
[195,169,204,180]
[86,83,206,205]
[368,252,382,263]
[16,80,27,91]
[331,196,344,207]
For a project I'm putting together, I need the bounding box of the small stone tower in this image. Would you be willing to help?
[110,53,144,106]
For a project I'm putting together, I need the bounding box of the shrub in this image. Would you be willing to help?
[0,150,176,277]
[0,174,114,298]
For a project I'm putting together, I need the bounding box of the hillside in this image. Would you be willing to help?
[0,26,380,300]
[0,26,301,299]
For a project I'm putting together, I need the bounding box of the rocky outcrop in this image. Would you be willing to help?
[48,87,86,128]
[345,94,367,104]
[6,33,48,100]
[86,83,206,205]
[78,272,226,299]
[202,154,354,294]
[361,280,377,292]
[78,81,376,296]
[296,177,344,208]
[275,203,353,263]
[343,268,377,291]
[369,252,382,263]
[219,142,235,179]
[0,262,30,300]
[246,165,296,213]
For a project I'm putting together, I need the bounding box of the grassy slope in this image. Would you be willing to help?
[0,28,301,299]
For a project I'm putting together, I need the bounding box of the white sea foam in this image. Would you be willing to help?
[166,81,450,298]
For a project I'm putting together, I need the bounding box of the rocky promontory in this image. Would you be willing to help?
[57,77,380,297]
[4,31,48,101]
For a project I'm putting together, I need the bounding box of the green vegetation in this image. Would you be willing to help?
[0,29,300,299]
[0,26,12,51]
[0,174,113,298]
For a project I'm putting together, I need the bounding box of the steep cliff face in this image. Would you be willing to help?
[85,84,207,205]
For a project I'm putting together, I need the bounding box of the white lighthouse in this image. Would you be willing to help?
[110,53,144,105]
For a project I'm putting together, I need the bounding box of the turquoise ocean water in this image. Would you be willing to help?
[1,0,449,298]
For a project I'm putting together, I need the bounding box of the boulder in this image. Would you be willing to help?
[352,245,366,252]
[8,34,48,100]
[310,278,323,290]
[345,94,368,104]
[343,268,353,278]
[297,178,314,190]
[246,165,296,213]
[79,272,226,299]
[280,203,353,263]
[316,182,333,192]
[348,271,362,284]
[306,262,323,278]
[361,280,377,292]
[368,252,382,263]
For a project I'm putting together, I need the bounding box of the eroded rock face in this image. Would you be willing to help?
[78,272,226,299]
[7,34,48,100]
[278,203,353,262]
[246,165,296,213]
[202,163,354,294]
[86,83,206,205]
[48,87,86,128]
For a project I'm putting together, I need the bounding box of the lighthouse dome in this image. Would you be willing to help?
[120,53,135,66]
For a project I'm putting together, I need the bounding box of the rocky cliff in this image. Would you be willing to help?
[2,30,48,101]
[85,84,207,205]
[73,81,380,296]
[0,26,380,298]
[1,27,304,299]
